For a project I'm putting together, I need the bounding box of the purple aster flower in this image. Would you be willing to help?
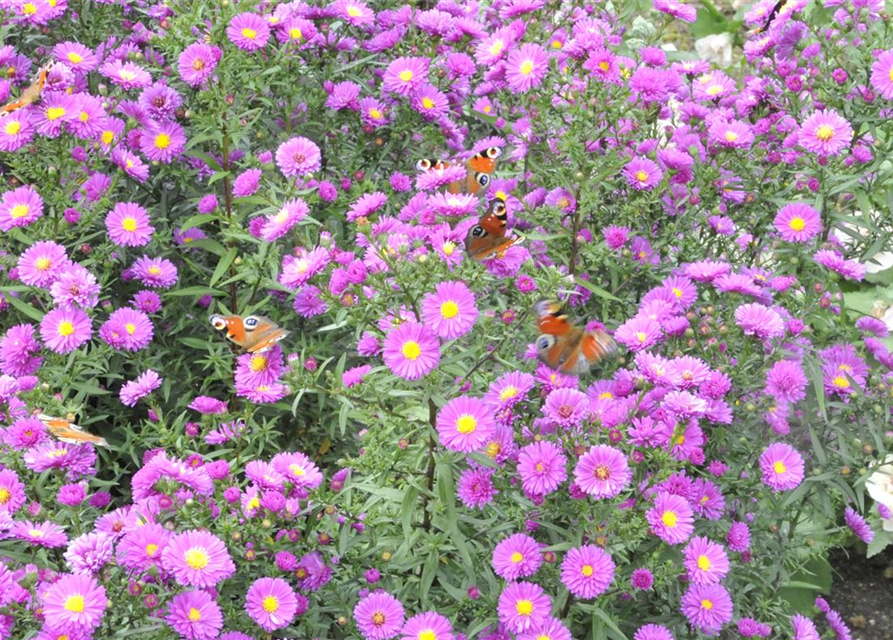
[177,43,221,87]
[12,520,68,548]
[735,303,784,341]
[492,533,543,581]
[791,615,820,640]
[682,537,729,584]
[727,522,751,552]
[0,324,43,377]
[354,591,405,640]
[759,443,805,492]
[161,530,235,588]
[457,468,497,509]
[117,522,171,572]
[276,136,321,177]
[131,255,179,289]
[574,445,631,498]
[64,532,116,575]
[347,192,388,222]
[765,360,808,404]
[119,370,162,407]
[653,0,697,22]
[166,590,224,640]
[625,157,663,190]
[506,43,549,93]
[561,544,615,599]
[647,492,694,544]
[420,281,478,340]
[382,57,428,96]
[50,264,100,309]
[232,168,263,197]
[40,307,92,354]
[227,12,271,51]
[43,573,107,631]
[246,577,298,632]
[774,203,821,242]
[18,240,69,287]
[844,507,874,544]
[615,316,663,352]
[680,584,733,636]
[631,568,654,590]
[799,109,853,156]
[436,395,495,453]
[0,185,42,231]
[870,50,893,99]
[517,440,567,496]
[401,612,454,640]
[100,307,154,351]
[382,322,440,380]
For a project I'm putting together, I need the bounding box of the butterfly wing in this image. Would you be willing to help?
[0,65,49,116]
[464,146,502,195]
[210,314,248,347]
[533,300,616,374]
[38,415,109,448]
[748,0,785,35]
[464,197,523,261]
[244,316,290,353]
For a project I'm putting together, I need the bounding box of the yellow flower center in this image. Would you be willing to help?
[4,120,21,135]
[773,461,787,474]
[289,464,306,477]
[79,111,89,122]
[154,133,171,150]
[64,595,85,613]
[516,599,533,616]
[67,52,83,64]
[419,631,437,640]
[401,340,421,360]
[815,125,834,142]
[661,511,678,528]
[635,170,648,183]
[101,131,114,145]
[832,375,850,389]
[456,414,477,434]
[185,548,209,570]
[483,105,492,113]
[725,131,738,143]
[535,462,544,472]
[422,97,435,109]
[289,28,303,40]
[346,5,362,17]
[500,386,518,401]
[581,564,594,577]
[145,543,158,557]
[511,552,524,563]
[399,70,414,82]
[706,85,722,96]
[489,40,504,56]
[520,60,534,75]
[119,69,136,81]
[248,496,260,510]
[58,321,75,337]
[188,607,201,622]
[552,40,563,49]
[0,488,9,503]
[250,355,268,372]
[10,204,29,218]
[677,435,685,445]
[442,241,456,255]
[599,61,610,72]
[701,599,714,610]
[242,28,257,40]
[789,217,805,231]
[636,331,647,342]
[369,108,382,120]
[23,3,37,15]
[262,596,279,613]
[30,528,43,537]
[122,217,137,232]
[697,555,711,571]
[36,257,52,270]
[124,323,136,335]
[440,300,459,319]
[372,612,386,626]
[46,107,66,120]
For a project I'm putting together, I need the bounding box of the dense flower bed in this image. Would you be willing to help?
[1,0,893,639]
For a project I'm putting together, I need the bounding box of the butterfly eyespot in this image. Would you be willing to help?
[210,316,226,330]
[244,316,260,330]
[476,173,490,187]
[415,159,432,172]
[493,201,507,215]
[486,146,503,159]
[471,225,485,238]
[537,335,556,350]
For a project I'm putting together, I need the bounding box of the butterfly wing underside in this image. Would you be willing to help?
[747,0,785,35]
[37,414,109,448]
[534,300,617,374]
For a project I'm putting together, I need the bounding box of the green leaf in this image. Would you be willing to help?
[867,529,893,558]
[401,486,418,540]
[210,248,238,287]
[2,294,44,322]
[690,7,729,39]
[188,239,228,256]
[165,286,224,297]
[178,213,218,232]
[575,278,621,302]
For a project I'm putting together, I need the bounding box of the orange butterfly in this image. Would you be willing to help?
[747,0,785,36]
[209,314,289,353]
[534,300,617,375]
[464,196,524,262]
[1,64,51,118]
[37,414,110,448]
[415,145,503,195]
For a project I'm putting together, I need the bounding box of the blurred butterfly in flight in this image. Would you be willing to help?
[1,64,51,117]
[209,314,289,353]
[415,145,503,195]
[464,195,524,262]
[747,0,786,36]
[37,414,110,448]
[533,299,617,375]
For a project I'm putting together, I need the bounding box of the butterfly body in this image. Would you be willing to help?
[37,414,109,448]
[209,314,289,353]
[416,146,502,195]
[464,196,524,262]
[534,300,616,374]
[1,64,50,117]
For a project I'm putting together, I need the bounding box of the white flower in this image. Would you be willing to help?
[695,33,733,67]
[866,455,893,532]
